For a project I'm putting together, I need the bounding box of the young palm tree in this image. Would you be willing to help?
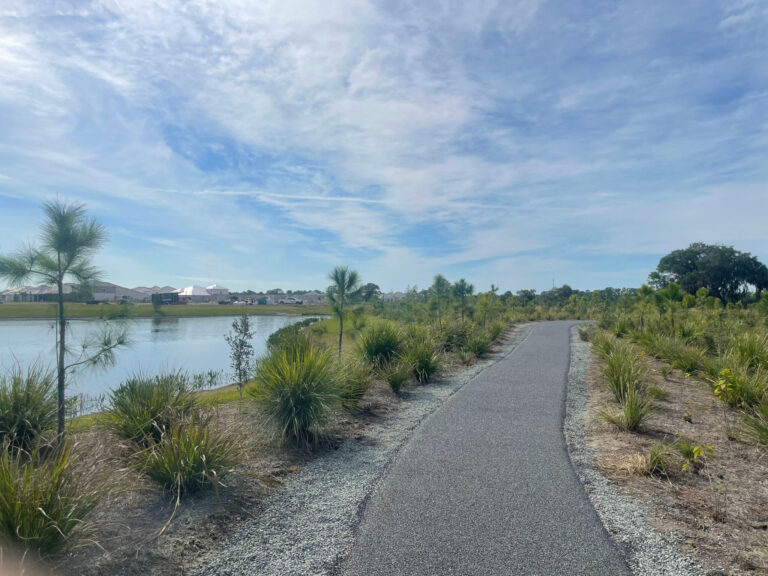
[326,266,361,361]
[0,200,112,439]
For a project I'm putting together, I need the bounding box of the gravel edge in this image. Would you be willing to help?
[565,325,709,576]
[194,325,533,576]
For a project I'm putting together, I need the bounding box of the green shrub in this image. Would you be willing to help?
[356,321,403,369]
[406,335,442,383]
[380,360,411,393]
[0,365,57,451]
[675,437,714,472]
[0,442,97,555]
[743,400,768,446]
[441,320,473,352]
[647,441,680,477]
[340,361,372,410]
[136,415,240,494]
[601,387,653,431]
[468,331,491,358]
[105,372,196,445]
[602,341,645,403]
[250,337,341,450]
[488,321,504,342]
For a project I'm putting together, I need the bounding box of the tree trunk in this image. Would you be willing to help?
[57,278,67,441]
[338,309,343,362]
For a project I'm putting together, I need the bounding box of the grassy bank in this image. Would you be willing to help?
[0,302,331,319]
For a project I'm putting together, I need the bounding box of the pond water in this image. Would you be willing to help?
[0,315,313,399]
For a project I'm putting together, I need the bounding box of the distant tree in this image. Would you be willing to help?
[650,243,768,303]
[430,274,451,332]
[516,289,537,304]
[326,266,361,361]
[452,278,474,321]
[151,293,162,312]
[360,282,382,302]
[0,200,126,440]
[225,312,254,401]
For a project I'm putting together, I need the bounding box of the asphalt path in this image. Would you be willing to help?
[338,321,631,576]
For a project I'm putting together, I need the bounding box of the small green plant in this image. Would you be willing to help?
[647,441,680,477]
[600,388,653,431]
[441,320,473,352]
[468,331,491,358]
[660,365,673,380]
[105,372,197,445]
[340,361,372,410]
[136,415,240,494]
[405,329,442,383]
[456,347,475,365]
[602,341,645,403]
[743,400,768,446]
[356,321,403,369]
[648,386,669,401]
[0,365,57,451]
[0,441,98,556]
[675,437,714,472]
[250,335,341,450]
[380,360,411,393]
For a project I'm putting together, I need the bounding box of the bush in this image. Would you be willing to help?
[647,441,680,477]
[136,415,240,494]
[0,365,57,451]
[468,331,491,358]
[105,372,196,445]
[250,336,341,450]
[267,318,319,351]
[340,361,372,410]
[0,442,97,556]
[380,360,411,393]
[356,321,403,369]
[405,329,442,383]
[600,387,653,431]
[602,341,645,404]
[488,321,504,342]
[441,320,473,352]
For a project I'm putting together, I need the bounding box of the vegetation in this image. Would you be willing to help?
[0,200,126,440]
[250,333,342,450]
[105,372,197,445]
[226,312,255,400]
[0,441,97,556]
[356,321,403,369]
[0,366,57,451]
[326,266,362,361]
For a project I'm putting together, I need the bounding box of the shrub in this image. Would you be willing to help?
[380,360,411,393]
[602,341,645,403]
[600,387,653,431]
[0,442,97,556]
[0,365,57,451]
[647,441,680,477]
[441,320,473,352]
[250,337,341,450]
[488,321,504,342]
[743,400,768,446]
[675,437,714,472]
[356,322,403,369]
[136,415,240,494]
[405,329,442,383]
[468,331,492,358]
[340,361,372,410]
[105,372,196,445]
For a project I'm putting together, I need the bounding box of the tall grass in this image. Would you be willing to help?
[250,334,341,450]
[136,416,240,494]
[601,341,645,404]
[0,442,97,556]
[356,321,403,369]
[340,361,372,410]
[105,372,197,445]
[405,327,442,383]
[0,365,57,451]
[743,401,768,446]
[600,387,653,431]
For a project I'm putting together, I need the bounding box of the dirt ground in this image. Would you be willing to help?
[586,353,768,575]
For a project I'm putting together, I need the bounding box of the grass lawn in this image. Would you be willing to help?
[0,302,331,319]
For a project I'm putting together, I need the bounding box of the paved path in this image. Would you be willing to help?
[339,321,631,576]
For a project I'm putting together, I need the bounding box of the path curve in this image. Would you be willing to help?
[338,320,631,576]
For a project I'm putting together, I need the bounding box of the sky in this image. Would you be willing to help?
[0,0,766,294]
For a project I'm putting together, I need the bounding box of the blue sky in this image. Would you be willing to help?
[1,0,766,293]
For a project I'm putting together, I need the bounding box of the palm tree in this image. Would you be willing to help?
[452,278,474,321]
[0,200,112,439]
[430,274,451,332]
[326,266,361,361]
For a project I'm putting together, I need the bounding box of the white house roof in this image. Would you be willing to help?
[206,284,228,291]
[177,285,210,296]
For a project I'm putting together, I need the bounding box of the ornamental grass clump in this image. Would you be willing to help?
[106,372,197,445]
[602,341,645,404]
[250,334,341,450]
[468,330,492,358]
[405,327,442,383]
[0,441,97,556]
[600,387,653,432]
[380,359,412,393]
[356,321,403,370]
[340,361,372,411]
[0,365,57,452]
[136,415,240,495]
[743,400,768,447]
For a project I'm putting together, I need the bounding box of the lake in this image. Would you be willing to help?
[0,315,314,399]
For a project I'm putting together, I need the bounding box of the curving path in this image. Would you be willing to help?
[338,321,631,576]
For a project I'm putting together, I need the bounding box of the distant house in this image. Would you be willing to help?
[277,296,303,305]
[206,284,230,303]
[301,290,327,305]
[381,291,407,302]
[176,285,213,303]
[0,284,74,302]
[92,281,148,303]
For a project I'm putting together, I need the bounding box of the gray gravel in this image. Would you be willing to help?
[565,325,708,576]
[194,326,532,576]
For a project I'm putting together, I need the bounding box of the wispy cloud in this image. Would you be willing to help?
[0,0,766,292]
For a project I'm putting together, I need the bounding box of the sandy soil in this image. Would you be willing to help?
[586,353,768,575]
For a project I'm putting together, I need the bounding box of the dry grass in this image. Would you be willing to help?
[587,353,768,575]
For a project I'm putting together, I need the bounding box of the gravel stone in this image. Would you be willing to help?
[565,325,708,576]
